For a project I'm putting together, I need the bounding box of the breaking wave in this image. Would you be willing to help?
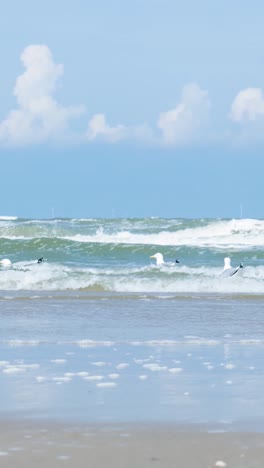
[0,217,263,293]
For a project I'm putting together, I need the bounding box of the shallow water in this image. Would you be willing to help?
[0,294,264,429]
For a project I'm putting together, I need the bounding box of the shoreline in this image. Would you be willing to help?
[2,414,264,433]
[1,290,264,300]
[0,420,264,467]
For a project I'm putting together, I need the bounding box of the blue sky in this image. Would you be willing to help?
[0,0,263,218]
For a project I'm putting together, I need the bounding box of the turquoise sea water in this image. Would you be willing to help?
[0,216,263,294]
[0,217,264,427]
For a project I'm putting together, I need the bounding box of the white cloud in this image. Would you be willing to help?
[0,46,213,148]
[0,45,84,145]
[230,88,264,122]
[87,113,154,143]
[157,83,211,145]
[87,114,125,142]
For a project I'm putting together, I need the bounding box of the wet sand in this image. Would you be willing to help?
[0,422,264,468]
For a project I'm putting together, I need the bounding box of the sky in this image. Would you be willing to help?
[0,0,263,218]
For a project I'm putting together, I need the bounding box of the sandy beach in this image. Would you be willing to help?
[0,422,263,467]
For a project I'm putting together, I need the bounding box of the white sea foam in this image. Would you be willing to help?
[36,376,47,383]
[51,359,66,364]
[45,338,264,348]
[77,340,114,348]
[134,358,150,364]
[3,366,25,374]
[134,339,221,346]
[139,374,148,380]
[96,382,117,388]
[1,218,263,252]
[116,363,129,369]
[84,375,104,381]
[60,218,264,249]
[19,364,39,370]
[168,367,183,374]
[214,461,227,467]
[108,373,119,379]
[142,363,167,371]
[0,216,17,220]
[110,272,264,294]
[7,340,39,347]
[0,259,263,293]
[225,363,235,370]
[52,377,71,383]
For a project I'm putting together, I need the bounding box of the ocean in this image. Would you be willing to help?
[0,216,263,293]
[0,216,264,428]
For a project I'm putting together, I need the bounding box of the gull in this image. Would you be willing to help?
[150,253,180,266]
[0,258,12,267]
[220,257,243,278]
